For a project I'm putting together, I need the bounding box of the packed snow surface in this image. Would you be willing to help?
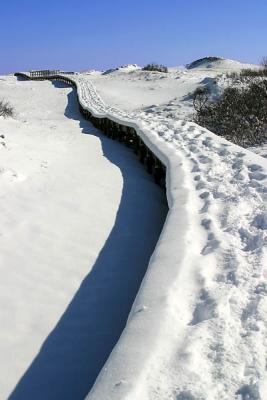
[55,64,267,400]
[0,76,167,399]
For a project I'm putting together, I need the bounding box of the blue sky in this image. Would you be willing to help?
[1,0,266,73]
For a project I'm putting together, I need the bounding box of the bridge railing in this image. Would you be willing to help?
[29,70,60,78]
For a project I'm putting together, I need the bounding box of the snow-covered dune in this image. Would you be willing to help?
[86,58,263,137]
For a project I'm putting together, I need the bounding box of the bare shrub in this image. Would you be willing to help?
[194,81,267,147]
[192,87,211,112]
[0,100,14,118]
[142,63,168,73]
[226,61,267,82]
[260,56,267,69]
[239,68,267,78]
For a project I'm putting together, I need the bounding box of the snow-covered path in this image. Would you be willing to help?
[0,77,167,399]
[55,73,267,399]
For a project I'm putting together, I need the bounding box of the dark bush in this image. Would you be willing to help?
[192,87,211,112]
[240,68,267,78]
[261,56,267,68]
[142,63,168,73]
[194,81,267,147]
[0,100,14,118]
[226,67,267,81]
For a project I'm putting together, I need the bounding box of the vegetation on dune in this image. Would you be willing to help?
[226,58,267,81]
[0,99,14,118]
[193,79,267,147]
[142,63,168,73]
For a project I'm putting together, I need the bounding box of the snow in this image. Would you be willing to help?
[87,59,263,128]
[49,68,267,400]
[249,143,267,159]
[186,57,259,71]
[2,57,267,400]
[0,76,167,399]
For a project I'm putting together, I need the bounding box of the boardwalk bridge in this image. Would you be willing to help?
[15,70,166,189]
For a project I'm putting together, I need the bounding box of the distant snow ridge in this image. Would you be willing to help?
[185,56,258,72]
[102,64,140,75]
[65,74,267,400]
[186,57,224,69]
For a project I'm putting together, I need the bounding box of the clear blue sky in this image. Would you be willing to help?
[1,0,266,74]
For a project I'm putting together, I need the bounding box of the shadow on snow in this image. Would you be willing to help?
[9,80,168,400]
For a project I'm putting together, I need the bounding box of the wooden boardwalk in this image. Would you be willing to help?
[14,71,166,190]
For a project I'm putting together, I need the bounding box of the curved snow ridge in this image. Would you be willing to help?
[68,75,193,398]
[19,73,267,399]
[64,75,267,400]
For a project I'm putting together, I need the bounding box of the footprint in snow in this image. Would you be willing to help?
[201,218,212,230]
[199,191,210,199]
[226,270,238,286]
[238,227,264,252]
[236,383,260,400]
[200,199,210,213]
[218,147,230,157]
[249,179,262,189]
[198,155,211,164]
[201,235,220,255]
[189,145,199,153]
[202,138,213,148]
[249,171,266,181]
[232,159,244,169]
[248,164,262,172]
[176,391,197,400]
[251,213,267,230]
[189,289,217,325]
[254,282,267,295]
[191,164,201,173]
[236,151,246,158]
[234,169,249,181]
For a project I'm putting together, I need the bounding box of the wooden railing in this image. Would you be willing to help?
[29,70,60,78]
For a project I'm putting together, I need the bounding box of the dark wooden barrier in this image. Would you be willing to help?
[14,72,166,189]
